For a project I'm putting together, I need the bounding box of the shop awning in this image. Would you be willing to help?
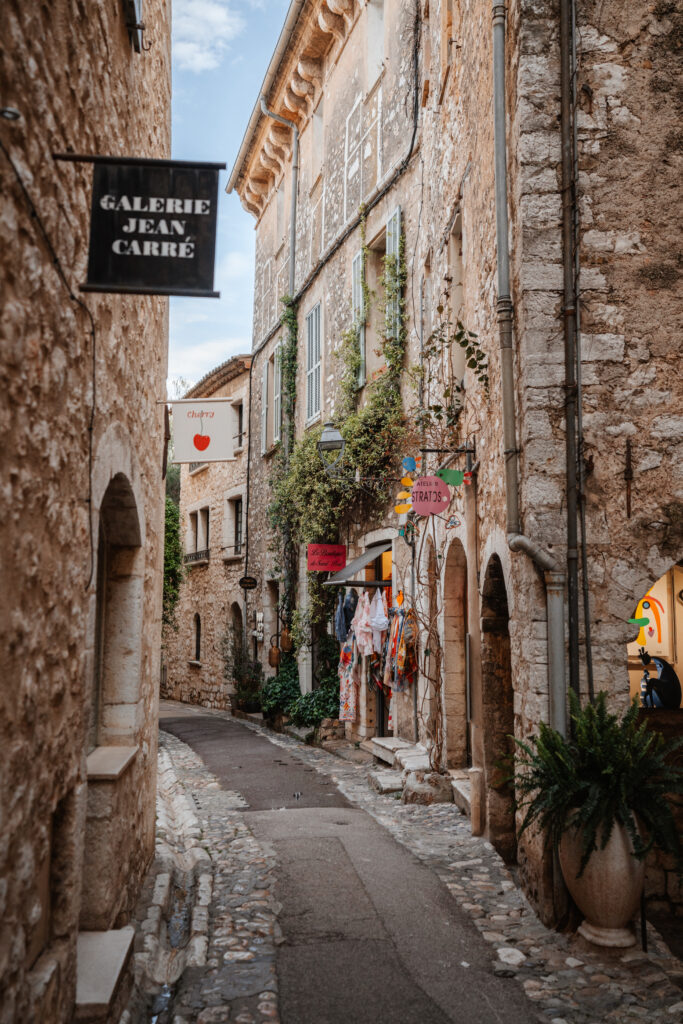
[322,540,392,587]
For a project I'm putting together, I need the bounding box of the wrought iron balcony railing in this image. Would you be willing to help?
[184,548,210,564]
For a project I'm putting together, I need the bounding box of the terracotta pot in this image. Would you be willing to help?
[558,822,645,948]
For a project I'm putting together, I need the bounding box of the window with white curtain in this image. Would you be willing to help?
[306,304,321,423]
[385,206,401,340]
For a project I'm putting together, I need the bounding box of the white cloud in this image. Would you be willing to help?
[173,0,246,73]
[168,336,251,379]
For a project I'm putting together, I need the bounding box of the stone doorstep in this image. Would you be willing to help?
[75,927,135,1021]
[360,735,417,765]
[449,770,472,816]
[367,769,404,794]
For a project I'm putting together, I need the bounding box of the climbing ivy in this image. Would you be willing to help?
[268,224,408,638]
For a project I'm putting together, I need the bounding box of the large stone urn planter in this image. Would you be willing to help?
[559,823,645,947]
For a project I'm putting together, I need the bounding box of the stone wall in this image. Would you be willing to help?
[233,0,682,925]
[0,1,170,1019]
[162,359,251,709]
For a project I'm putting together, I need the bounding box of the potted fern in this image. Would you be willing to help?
[515,692,683,947]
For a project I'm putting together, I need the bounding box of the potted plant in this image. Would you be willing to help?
[515,691,683,947]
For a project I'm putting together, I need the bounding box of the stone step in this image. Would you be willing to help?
[367,769,404,794]
[361,735,415,765]
[394,745,431,772]
[449,770,472,816]
[75,927,135,1022]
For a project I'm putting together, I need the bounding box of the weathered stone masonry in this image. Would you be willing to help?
[0,2,170,1020]
[231,0,682,926]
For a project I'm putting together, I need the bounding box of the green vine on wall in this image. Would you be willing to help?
[268,222,408,640]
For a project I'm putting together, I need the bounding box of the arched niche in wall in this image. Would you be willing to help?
[480,552,516,863]
[90,472,144,749]
[442,537,468,769]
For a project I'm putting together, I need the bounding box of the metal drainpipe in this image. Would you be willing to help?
[259,97,300,621]
[492,1,567,735]
[559,0,581,704]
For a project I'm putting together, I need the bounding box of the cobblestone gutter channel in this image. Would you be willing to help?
[125,708,683,1023]
[122,732,280,1024]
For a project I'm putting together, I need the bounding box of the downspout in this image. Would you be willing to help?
[492,1,567,735]
[258,96,300,622]
[559,0,581,704]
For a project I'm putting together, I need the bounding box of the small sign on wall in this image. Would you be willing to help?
[171,401,234,463]
[307,544,347,572]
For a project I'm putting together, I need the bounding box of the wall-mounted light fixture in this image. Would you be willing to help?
[317,421,345,477]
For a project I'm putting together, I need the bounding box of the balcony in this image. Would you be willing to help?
[184,548,210,566]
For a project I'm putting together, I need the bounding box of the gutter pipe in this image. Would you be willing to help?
[559,0,581,704]
[492,1,567,735]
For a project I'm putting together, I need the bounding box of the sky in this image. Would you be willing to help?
[169,0,290,389]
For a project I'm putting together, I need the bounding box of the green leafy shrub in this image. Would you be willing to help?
[163,497,183,628]
[515,691,683,875]
[261,655,301,716]
[289,679,340,728]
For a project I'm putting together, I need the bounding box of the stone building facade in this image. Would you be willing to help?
[162,357,252,710]
[0,2,170,1021]
[229,0,682,925]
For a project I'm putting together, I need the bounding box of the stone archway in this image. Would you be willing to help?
[442,538,468,768]
[480,553,516,862]
[82,471,144,931]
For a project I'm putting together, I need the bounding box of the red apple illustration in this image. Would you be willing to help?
[194,433,210,452]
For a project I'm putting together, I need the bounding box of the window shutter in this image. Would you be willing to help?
[306,304,322,422]
[352,250,366,386]
[261,361,268,454]
[385,205,401,339]
[273,344,282,444]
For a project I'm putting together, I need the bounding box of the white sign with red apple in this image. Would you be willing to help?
[171,400,235,463]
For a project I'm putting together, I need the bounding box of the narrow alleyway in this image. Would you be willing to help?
[137,702,683,1024]
[159,703,535,1024]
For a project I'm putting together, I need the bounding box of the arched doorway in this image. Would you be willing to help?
[442,538,468,768]
[480,553,516,862]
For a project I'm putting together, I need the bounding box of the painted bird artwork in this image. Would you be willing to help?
[629,588,665,647]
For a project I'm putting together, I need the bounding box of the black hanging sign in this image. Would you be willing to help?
[74,157,225,298]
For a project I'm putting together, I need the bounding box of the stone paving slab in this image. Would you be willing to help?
[367,769,404,794]
[157,702,683,1024]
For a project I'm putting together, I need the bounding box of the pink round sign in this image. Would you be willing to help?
[411,475,450,516]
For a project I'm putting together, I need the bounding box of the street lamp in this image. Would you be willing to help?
[317,421,345,477]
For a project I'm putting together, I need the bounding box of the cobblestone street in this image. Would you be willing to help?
[121,702,683,1024]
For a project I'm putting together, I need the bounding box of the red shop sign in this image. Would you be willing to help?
[411,475,451,516]
[307,543,347,572]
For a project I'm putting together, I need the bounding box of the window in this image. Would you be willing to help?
[276,180,286,245]
[385,206,402,340]
[234,498,243,555]
[367,0,385,86]
[352,250,366,386]
[448,211,466,380]
[261,361,269,454]
[122,0,143,52]
[306,304,321,423]
[272,345,282,444]
[193,613,201,662]
[311,100,324,184]
[234,402,245,449]
[200,507,210,550]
